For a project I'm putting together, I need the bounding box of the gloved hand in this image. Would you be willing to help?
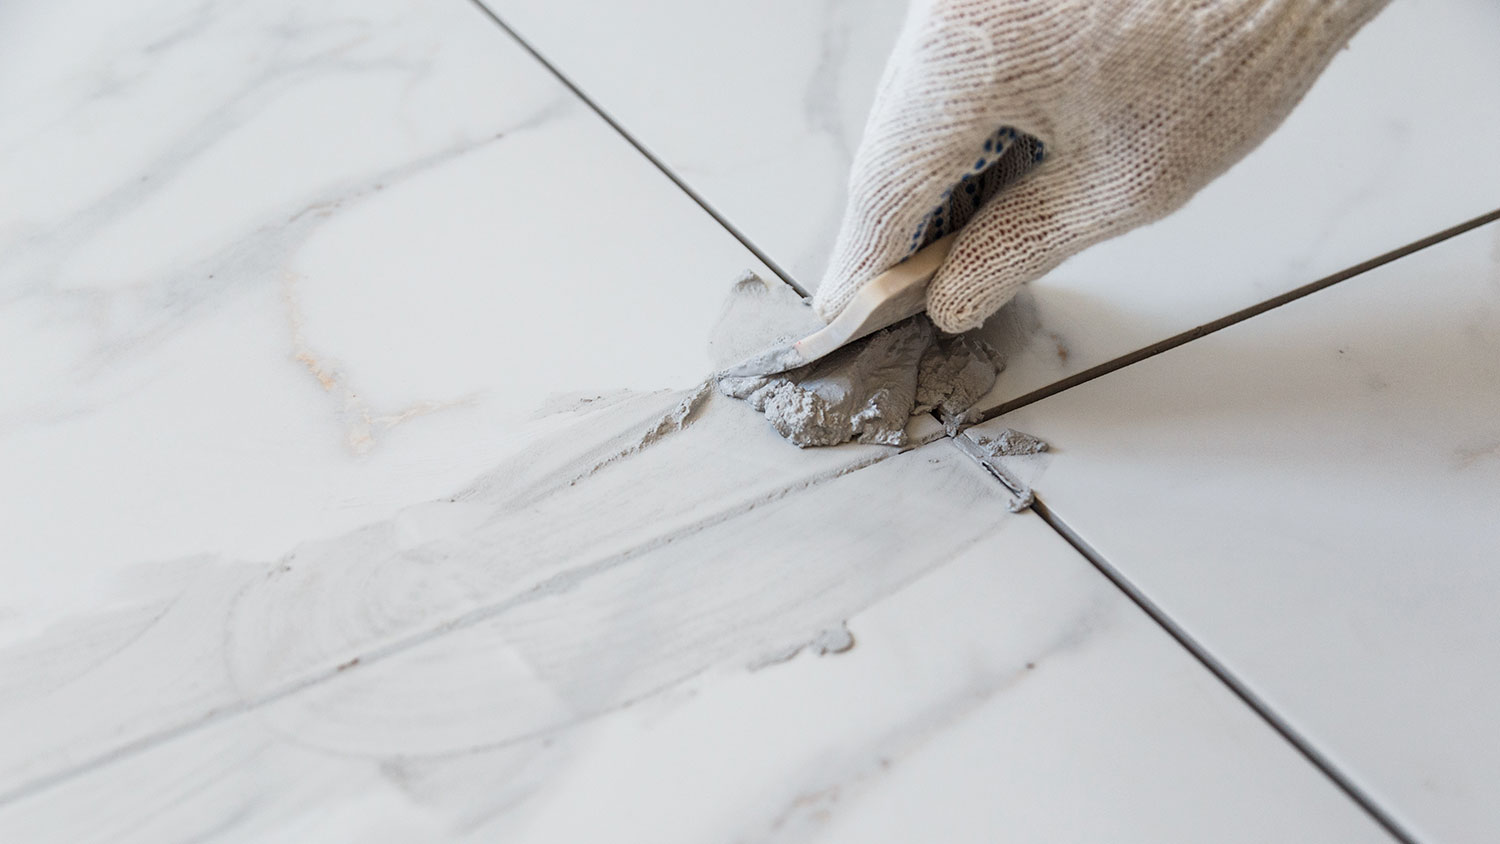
[814,0,1390,333]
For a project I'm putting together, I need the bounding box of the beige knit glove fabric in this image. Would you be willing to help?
[814,0,1391,333]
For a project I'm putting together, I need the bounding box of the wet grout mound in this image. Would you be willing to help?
[710,272,1003,448]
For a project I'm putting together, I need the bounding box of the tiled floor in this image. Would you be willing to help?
[966,221,1500,843]
[1,0,1495,841]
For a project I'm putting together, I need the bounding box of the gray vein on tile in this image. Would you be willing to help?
[4,10,417,304]
[755,593,1117,843]
[795,0,867,283]
[1,96,568,433]
[803,0,856,160]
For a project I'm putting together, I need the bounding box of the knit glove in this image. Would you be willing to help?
[814,0,1390,333]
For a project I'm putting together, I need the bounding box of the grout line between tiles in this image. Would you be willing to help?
[1014,486,1421,844]
[971,207,1500,425]
[463,0,809,298]
[941,213,1500,843]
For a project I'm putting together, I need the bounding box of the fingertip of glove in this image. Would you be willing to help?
[811,297,835,323]
[926,300,986,334]
[927,262,1017,334]
[810,283,849,323]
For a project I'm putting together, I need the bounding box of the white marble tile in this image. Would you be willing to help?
[970,221,1500,843]
[0,0,960,809]
[0,446,1390,843]
[0,0,1472,835]
[482,0,1500,409]
[0,0,797,639]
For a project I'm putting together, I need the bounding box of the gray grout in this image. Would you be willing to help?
[462,0,810,299]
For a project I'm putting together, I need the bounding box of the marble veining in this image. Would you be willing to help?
[0,0,776,637]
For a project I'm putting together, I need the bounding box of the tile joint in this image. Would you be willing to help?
[463,0,808,298]
[949,435,1422,843]
[972,207,1500,425]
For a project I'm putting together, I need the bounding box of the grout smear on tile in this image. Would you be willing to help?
[972,427,1049,457]
[956,426,1052,512]
[747,622,856,670]
[463,384,716,507]
[710,272,1004,447]
[591,380,713,471]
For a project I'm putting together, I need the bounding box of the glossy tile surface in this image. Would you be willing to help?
[0,0,776,640]
[3,0,1483,838]
[971,222,1500,843]
[0,0,977,798]
[0,446,1391,843]
[482,0,1500,407]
